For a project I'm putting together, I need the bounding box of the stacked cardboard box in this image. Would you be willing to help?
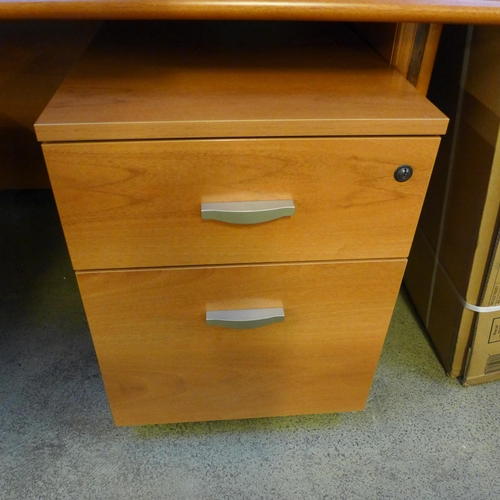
[404,25,500,385]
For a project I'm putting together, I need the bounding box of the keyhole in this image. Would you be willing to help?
[394,165,413,182]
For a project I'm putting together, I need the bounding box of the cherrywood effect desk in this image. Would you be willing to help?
[2,1,500,89]
[0,0,500,24]
[2,2,499,425]
[1,1,499,190]
[32,20,447,425]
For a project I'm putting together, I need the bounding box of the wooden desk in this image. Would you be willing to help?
[1,1,499,189]
[0,0,500,24]
[0,1,498,423]
[34,20,447,425]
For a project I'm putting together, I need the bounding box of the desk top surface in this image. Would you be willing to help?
[1,0,500,23]
[35,21,448,142]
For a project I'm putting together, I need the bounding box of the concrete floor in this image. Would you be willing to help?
[2,189,500,499]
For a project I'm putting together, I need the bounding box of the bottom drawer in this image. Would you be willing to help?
[77,260,406,426]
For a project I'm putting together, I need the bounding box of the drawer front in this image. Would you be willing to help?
[44,137,440,270]
[77,259,406,426]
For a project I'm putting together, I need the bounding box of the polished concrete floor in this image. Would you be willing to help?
[2,190,500,499]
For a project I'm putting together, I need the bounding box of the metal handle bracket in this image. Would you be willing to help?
[206,307,285,329]
[201,200,295,224]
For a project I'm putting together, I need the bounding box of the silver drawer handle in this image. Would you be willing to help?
[201,200,295,224]
[206,308,285,329]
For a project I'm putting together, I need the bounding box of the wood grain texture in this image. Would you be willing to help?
[390,22,443,95]
[415,23,442,94]
[76,259,407,425]
[1,0,500,24]
[404,22,443,95]
[406,23,431,86]
[35,21,448,142]
[353,22,442,95]
[43,137,441,270]
[391,22,418,78]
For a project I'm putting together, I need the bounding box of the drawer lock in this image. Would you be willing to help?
[394,165,413,182]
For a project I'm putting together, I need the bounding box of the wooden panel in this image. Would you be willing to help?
[407,23,431,87]
[414,23,442,94]
[35,21,448,142]
[353,22,442,95]
[390,22,443,95]
[0,21,100,189]
[77,259,407,425]
[1,0,500,24]
[43,137,441,270]
[391,22,418,78]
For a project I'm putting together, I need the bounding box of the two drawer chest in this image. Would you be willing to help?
[35,21,448,426]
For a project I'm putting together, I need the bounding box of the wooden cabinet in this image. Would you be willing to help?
[35,21,448,425]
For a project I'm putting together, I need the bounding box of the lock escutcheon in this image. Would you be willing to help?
[394,165,413,182]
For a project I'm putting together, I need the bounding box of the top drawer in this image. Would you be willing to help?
[44,136,440,270]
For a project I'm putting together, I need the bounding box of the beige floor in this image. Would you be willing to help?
[2,190,500,499]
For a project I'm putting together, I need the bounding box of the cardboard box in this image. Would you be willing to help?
[465,231,500,384]
[404,24,500,384]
